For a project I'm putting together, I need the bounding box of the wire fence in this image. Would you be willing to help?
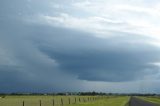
[0,96,104,106]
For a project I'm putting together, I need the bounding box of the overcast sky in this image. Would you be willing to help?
[1,0,160,93]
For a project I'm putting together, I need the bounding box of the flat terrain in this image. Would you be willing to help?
[0,96,129,106]
[130,97,158,106]
[139,97,160,105]
[66,96,129,106]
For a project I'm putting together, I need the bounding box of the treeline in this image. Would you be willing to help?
[57,91,106,96]
[0,91,105,96]
[0,92,159,96]
[126,93,158,96]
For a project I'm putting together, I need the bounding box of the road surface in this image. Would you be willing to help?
[129,97,158,106]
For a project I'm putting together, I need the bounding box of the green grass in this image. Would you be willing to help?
[66,96,130,106]
[138,96,160,105]
[0,95,93,106]
[0,96,130,106]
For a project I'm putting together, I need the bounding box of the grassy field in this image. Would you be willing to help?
[138,96,160,105]
[66,96,130,106]
[0,95,130,106]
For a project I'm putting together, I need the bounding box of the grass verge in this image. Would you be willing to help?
[138,96,160,105]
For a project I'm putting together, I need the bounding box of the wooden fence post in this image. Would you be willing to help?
[39,100,41,106]
[53,99,55,106]
[22,101,24,106]
[61,98,63,106]
[75,97,76,104]
[68,98,71,104]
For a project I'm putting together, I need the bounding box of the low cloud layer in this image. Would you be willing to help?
[41,30,160,81]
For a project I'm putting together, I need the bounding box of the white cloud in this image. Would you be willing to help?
[40,13,127,38]
[150,62,160,67]
[72,0,160,37]
[34,0,160,42]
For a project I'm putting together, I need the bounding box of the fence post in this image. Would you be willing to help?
[61,98,63,106]
[68,98,71,104]
[79,98,81,102]
[39,100,41,106]
[53,99,55,106]
[75,97,76,104]
[22,101,24,106]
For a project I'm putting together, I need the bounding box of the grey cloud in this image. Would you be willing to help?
[0,17,160,92]
[0,0,60,21]
[38,28,160,82]
[1,0,160,93]
[1,17,160,83]
[0,19,85,93]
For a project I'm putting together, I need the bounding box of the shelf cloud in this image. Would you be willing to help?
[0,0,160,93]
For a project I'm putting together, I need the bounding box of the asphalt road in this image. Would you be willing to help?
[129,97,158,106]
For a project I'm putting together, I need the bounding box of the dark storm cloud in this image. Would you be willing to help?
[38,28,160,82]
[0,19,84,93]
[1,0,160,93]
[0,16,160,88]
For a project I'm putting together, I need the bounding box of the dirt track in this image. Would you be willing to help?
[129,97,158,106]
